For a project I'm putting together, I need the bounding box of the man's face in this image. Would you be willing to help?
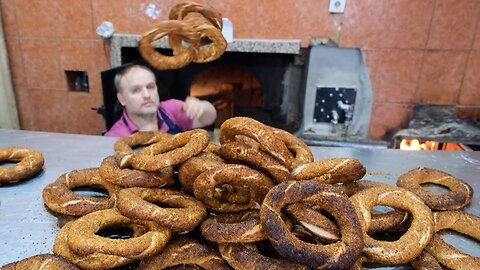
[117,67,160,117]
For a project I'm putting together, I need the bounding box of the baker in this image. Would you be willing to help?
[104,64,217,137]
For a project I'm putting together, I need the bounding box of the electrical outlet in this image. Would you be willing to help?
[329,0,346,13]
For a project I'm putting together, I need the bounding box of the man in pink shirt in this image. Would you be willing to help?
[104,65,217,137]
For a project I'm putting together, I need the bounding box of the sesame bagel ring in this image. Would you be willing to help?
[113,131,172,155]
[120,129,209,171]
[260,180,364,269]
[66,209,171,260]
[291,158,366,184]
[116,187,207,233]
[178,151,225,193]
[219,141,291,183]
[349,185,434,265]
[42,168,122,216]
[137,237,231,270]
[220,117,293,168]
[396,167,473,210]
[1,254,80,270]
[0,147,44,184]
[425,211,480,269]
[169,1,223,30]
[271,128,314,170]
[53,221,134,270]
[193,164,275,213]
[169,18,226,63]
[340,180,411,234]
[200,209,293,243]
[139,20,200,70]
[99,156,175,188]
[219,242,309,270]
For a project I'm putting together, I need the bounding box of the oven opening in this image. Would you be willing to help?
[398,138,473,151]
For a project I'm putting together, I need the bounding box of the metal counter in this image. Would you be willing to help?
[1,128,479,267]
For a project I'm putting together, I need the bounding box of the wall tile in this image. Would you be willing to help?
[459,51,480,105]
[16,0,94,38]
[13,87,34,130]
[254,0,297,39]
[369,103,413,140]
[0,0,18,36]
[343,0,434,49]
[364,49,424,103]
[415,51,469,105]
[5,38,27,87]
[381,0,434,49]
[66,91,105,134]
[29,89,67,132]
[295,0,337,41]
[20,38,64,89]
[339,0,390,48]
[427,0,480,50]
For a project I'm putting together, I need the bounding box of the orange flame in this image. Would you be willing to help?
[400,139,437,151]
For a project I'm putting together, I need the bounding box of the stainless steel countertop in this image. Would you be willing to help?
[1,128,479,267]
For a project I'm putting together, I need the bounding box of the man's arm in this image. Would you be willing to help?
[182,96,217,128]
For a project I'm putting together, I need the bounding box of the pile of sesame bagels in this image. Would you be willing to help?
[1,116,477,270]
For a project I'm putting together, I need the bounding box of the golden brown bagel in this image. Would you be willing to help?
[425,211,480,269]
[139,20,200,70]
[0,147,44,184]
[397,167,473,210]
[42,168,121,216]
[350,185,434,265]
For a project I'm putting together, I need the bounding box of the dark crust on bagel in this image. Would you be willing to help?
[1,254,80,270]
[219,242,309,270]
[137,237,230,270]
[396,167,473,210]
[199,209,293,243]
[285,202,341,244]
[42,168,122,216]
[260,180,364,269]
[0,147,44,184]
[116,187,207,233]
